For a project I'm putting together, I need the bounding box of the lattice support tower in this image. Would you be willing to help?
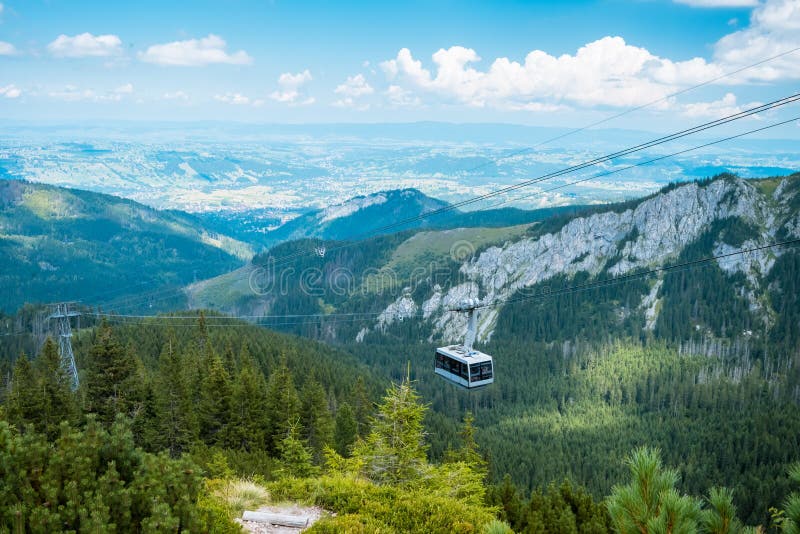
[48,303,80,390]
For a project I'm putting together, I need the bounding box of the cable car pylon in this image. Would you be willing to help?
[47,302,80,390]
[434,298,494,389]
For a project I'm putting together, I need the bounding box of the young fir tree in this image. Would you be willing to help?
[153,336,198,456]
[277,421,319,478]
[333,401,358,457]
[84,322,142,426]
[300,376,334,462]
[225,351,268,451]
[264,359,301,455]
[197,353,232,446]
[4,354,45,433]
[352,376,428,486]
[34,338,78,440]
[445,411,487,476]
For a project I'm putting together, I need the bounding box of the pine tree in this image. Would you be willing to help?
[333,401,357,457]
[300,376,334,462]
[352,377,428,485]
[198,354,232,446]
[153,336,198,456]
[264,360,301,455]
[84,322,142,426]
[783,463,800,534]
[34,338,78,440]
[607,447,703,534]
[226,355,268,452]
[701,487,745,534]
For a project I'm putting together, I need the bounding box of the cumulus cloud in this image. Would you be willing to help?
[0,84,21,98]
[333,74,373,108]
[48,33,122,57]
[681,92,761,117]
[378,0,800,112]
[139,34,252,66]
[713,0,800,79]
[674,0,759,7]
[385,85,421,108]
[0,41,16,55]
[335,74,374,97]
[270,69,314,105]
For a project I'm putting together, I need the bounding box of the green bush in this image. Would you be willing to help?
[0,417,239,533]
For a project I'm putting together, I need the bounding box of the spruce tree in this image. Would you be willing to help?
[226,355,268,451]
[5,354,44,434]
[34,338,78,439]
[84,322,142,426]
[300,376,334,462]
[198,354,232,446]
[153,336,198,456]
[445,411,487,476]
[264,359,301,455]
[351,376,372,438]
[277,421,319,479]
[333,401,357,457]
[352,377,428,485]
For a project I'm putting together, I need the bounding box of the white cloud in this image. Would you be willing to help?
[681,92,761,117]
[712,0,800,80]
[47,33,122,57]
[674,0,759,7]
[0,84,21,98]
[162,91,189,101]
[114,83,134,94]
[335,74,374,97]
[385,85,421,108]
[48,84,131,102]
[270,69,314,105]
[139,34,252,66]
[0,41,16,55]
[333,74,374,108]
[379,1,800,112]
[214,92,251,105]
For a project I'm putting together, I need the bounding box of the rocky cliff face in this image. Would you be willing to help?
[364,176,797,344]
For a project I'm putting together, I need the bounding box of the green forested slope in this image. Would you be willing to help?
[0,180,251,313]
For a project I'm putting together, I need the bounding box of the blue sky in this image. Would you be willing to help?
[1,0,799,129]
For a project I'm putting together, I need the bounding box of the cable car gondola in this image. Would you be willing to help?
[435,299,494,388]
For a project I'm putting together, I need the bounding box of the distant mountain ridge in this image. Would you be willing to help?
[186,173,800,357]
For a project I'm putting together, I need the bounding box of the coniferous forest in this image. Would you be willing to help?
[1,304,799,532]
